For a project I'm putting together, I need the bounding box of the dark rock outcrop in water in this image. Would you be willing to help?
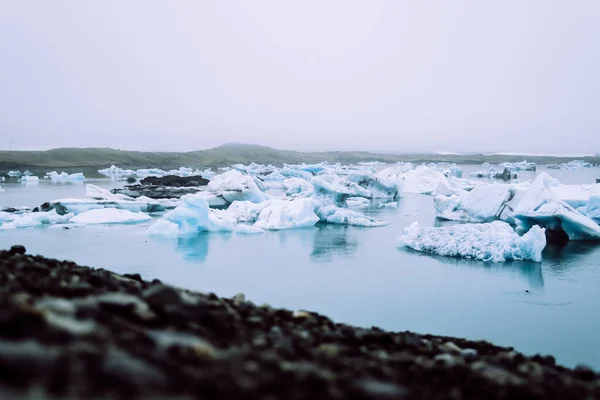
[0,246,598,400]
[140,175,210,187]
[111,175,210,199]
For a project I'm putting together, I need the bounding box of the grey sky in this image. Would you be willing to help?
[1,1,599,154]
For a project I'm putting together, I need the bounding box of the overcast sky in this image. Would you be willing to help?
[1,1,599,154]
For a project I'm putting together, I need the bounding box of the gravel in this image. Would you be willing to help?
[0,245,598,399]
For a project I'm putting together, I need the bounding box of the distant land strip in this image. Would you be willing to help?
[0,143,598,170]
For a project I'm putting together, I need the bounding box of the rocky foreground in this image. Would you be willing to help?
[0,246,598,400]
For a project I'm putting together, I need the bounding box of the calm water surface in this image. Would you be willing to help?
[1,166,599,369]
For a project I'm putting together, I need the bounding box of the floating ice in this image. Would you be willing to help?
[71,208,152,225]
[0,210,73,230]
[377,164,473,195]
[311,174,372,201]
[280,167,314,180]
[513,173,600,240]
[284,178,312,196]
[8,171,21,177]
[581,196,600,220]
[346,197,371,210]
[20,175,39,183]
[500,160,536,171]
[316,205,389,227]
[46,171,85,183]
[148,194,235,236]
[434,184,513,223]
[254,198,319,230]
[207,170,270,204]
[398,221,546,262]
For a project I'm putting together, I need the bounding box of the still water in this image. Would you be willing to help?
[0,166,599,369]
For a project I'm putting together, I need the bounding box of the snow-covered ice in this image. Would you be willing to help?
[20,175,39,183]
[253,198,319,230]
[71,208,152,225]
[47,171,85,183]
[434,184,513,223]
[500,161,536,171]
[513,173,600,240]
[207,170,270,204]
[0,210,73,230]
[148,194,235,236]
[398,221,546,262]
[316,205,389,227]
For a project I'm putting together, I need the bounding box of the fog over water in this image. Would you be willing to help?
[1,1,599,153]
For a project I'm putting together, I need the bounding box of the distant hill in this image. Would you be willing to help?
[0,143,598,170]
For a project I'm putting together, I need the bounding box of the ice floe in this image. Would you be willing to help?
[512,173,600,240]
[398,221,546,262]
[71,208,152,225]
[0,210,73,230]
[46,171,85,183]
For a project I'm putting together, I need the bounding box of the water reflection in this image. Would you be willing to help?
[401,247,545,289]
[152,233,212,263]
[310,224,359,263]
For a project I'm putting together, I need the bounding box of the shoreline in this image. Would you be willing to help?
[0,245,599,399]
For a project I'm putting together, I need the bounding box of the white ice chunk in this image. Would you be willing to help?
[513,172,600,240]
[148,193,235,236]
[434,184,512,223]
[583,195,600,219]
[71,208,152,225]
[280,167,314,180]
[8,171,21,177]
[0,210,73,229]
[311,174,372,200]
[284,178,313,196]
[316,205,389,227]
[254,198,319,230]
[46,171,85,183]
[20,175,39,183]
[263,170,286,181]
[500,160,536,171]
[398,221,546,262]
[207,170,270,204]
[346,197,371,210]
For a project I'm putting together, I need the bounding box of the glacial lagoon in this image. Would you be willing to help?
[0,164,599,369]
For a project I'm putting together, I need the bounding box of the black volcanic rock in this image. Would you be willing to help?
[0,247,598,399]
[140,175,209,187]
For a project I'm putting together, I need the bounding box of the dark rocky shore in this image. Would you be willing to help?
[0,246,598,400]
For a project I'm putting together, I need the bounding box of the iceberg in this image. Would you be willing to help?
[20,175,39,183]
[0,210,73,230]
[8,171,21,178]
[98,165,137,179]
[311,174,372,202]
[581,195,600,220]
[513,173,600,240]
[207,170,270,204]
[347,171,400,200]
[434,184,513,223]
[398,221,546,262]
[316,205,389,227]
[71,208,152,225]
[46,171,85,183]
[280,167,314,180]
[377,164,473,195]
[254,198,319,230]
[500,160,536,171]
[346,197,371,210]
[148,194,235,236]
[284,177,312,196]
